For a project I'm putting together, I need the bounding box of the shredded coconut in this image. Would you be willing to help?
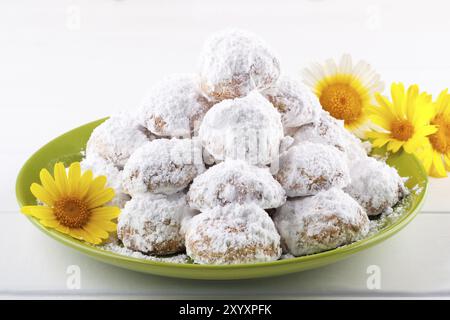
[122,138,206,196]
[198,91,284,165]
[292,111,368,165]
[263,75,321,130]
[80,154,130,208]
[187,159,286,211]
[117,192,196,255]
[199,29,280,101]
[86,113,153,169]
[344,157,409,216]
[273,188,369,256]
[275,142,350,197]
[101,241,190,264]
[138,74,213,138]
[185,203,281,265]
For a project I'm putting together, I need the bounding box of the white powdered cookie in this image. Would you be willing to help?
[138,74,213,138]
[274,188,369,256]
[122,138,205,196]
[187,159,286,211]
[344,157,408,216]
[86,114,153,169]
[198,91,284,165]
[185,203,282,265]
[275,142,350,197]
[199,29,280,100]
[263,75,321,130]
[292,111,369,165]
[118,192,195,255]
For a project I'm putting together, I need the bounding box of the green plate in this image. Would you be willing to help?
[15,119,428,280]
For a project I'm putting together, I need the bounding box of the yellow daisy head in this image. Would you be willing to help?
[416,89,450,178]
[21,162,120,244]
[366,83,437,156]
[302,54,384,137]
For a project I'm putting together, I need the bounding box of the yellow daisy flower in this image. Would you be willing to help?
[366,83,437,155]
[416,89,450,177]
[21,162,120,244]
[302,54,384,137]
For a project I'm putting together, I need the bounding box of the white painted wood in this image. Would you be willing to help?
[1,212,450,299]
[1,0,450,298]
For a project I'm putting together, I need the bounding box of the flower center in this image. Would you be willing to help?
[429,114,450,154]
[53,197,90,228]
[390,119,414,141]
[319,83,362,124]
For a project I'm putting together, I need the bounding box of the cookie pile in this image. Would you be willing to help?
[82,29,408,265]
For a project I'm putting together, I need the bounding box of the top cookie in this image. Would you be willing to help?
[199,29,280,101]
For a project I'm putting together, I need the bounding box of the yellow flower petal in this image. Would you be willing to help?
[68,228,86,241]
[21,206,54,219]
[84,175,107,200]
[84,223,109,239]
[387,140,404,153]
[88,218,117,232]
[432,152,447,178]
[78,170,94,199]
[30,183,55,206]
[444,154,450,171]
[54,162,69,197]
[39,169,60,199]
[68,162,81,196]
[86,188,115,209]
[91,206,121,219]
[55,224,70,234]
[40,219,60,228]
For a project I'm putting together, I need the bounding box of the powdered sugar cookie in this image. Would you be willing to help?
[86,114,153,169]
[275,142,350,197]
[139,74,213,138]
[198,91,284,165]
[273,188,369,256]
[117,193,195,255]
[199,29,280,100]
[292,111,368,165]
[187,159,286,211]
[80,154,130,208]
[185,203,282,265]
[122,138,205,196]
[344,157,408,216]
[263,75,321,130]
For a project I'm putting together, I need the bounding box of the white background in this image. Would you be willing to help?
[1,0,450,298]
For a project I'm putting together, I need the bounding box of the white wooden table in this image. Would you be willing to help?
[1,0,450,299]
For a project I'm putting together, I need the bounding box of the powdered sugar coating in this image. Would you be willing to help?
[263,75,321,130]
[273,188,369,256]
[86,114,153,169]
[275,142,350,197]
[80,154,130,208]
[138,74,213,138]
[122,138,206,196]
[185,203,282,265]
[117,192,195,255]
[292,111,368,165]
[187,160,286,211]
[344,157,408,216]
[198,91,284,165]
[199,29,280,100]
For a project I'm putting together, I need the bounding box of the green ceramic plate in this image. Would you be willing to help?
[16,119,428,280]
